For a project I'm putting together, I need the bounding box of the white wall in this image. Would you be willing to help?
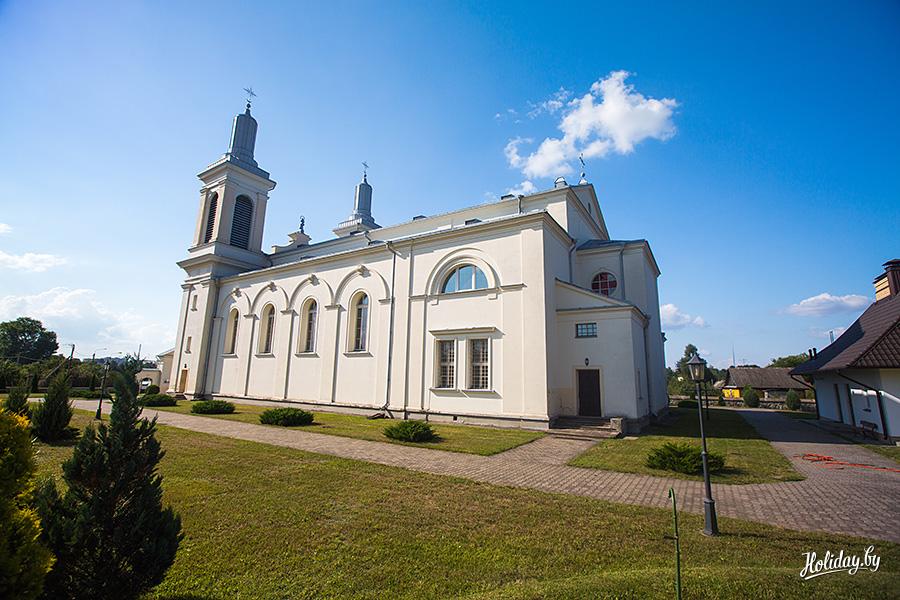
[813,369,900,438]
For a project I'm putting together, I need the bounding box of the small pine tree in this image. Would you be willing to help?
[3,384,30,415]
[785,390,801,411]
[30,376,73,442]
[742,386,760,408]
[0,410,55,600]
[36,373,182,600]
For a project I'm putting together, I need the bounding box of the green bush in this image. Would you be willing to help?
[0,409,54,600]
[3,385,30,415]
[785,390,801,411]
[142,394,176,408]
[716,397,726,407]
[143,384,160,396]
[383,420,437,443]
[646,442,725,475]
[35,373,182,600]
[259,407,314,427]
[31,376,74,442]
[742,386,760,408]
[677,399,698,409]
[190,400,235,415]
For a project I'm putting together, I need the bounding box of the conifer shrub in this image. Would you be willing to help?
[742,386,760,408]
[3,384,30,415]
[383,420,437,443]
[35,373,182,600]
[785,390,801,411]
[143,384,160,396]
[646,442,725,475]
[259,407,314,426]
[190,399,235,414]
[0,409,54,600]
[31,376,73,442]
[142,393,177,407]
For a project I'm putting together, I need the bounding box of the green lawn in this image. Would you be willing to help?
[569,408,804,484]
[864,444,900,463]
[778,410,818,420]
[31,410,898,599]
[148,401,544,456]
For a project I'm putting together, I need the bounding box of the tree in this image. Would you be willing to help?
[785,390,801,411]
[0,410,54,600]
[0,359,25,391]
[30,375,73,442]
[768,354,809,369]
[0,318,58,365]
[742,386,760,408]
[674,344,699,375]
[36,373,182,600]
[3,385,30,415]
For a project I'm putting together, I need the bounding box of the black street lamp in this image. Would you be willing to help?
[687,353,719,536]
[96,360,110,420]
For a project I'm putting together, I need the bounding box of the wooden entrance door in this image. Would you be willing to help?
[577,369,601,417]
[177,369,188,393]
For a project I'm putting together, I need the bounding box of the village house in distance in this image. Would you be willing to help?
[167,103,668,431]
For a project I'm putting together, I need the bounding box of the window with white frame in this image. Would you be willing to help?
[468,338,490,390]
[441,264,489,293]
[351,293,369,352]
[436,340,455,388]
[224,308,239,354]
[258,303,275,354]
[575,322,597,338]
[300,299,317,353]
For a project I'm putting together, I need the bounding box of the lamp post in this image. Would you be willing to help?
[96,360,110,420]
[687,353,719,536]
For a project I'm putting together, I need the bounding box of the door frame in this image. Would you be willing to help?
[575,367,603,417]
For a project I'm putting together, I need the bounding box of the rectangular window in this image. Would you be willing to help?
[469,338,490,390]
[185,336,192,353]
[575,322,598,338]
[436,340,455,388]
[191,295,198,310]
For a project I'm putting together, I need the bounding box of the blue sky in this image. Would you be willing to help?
[1,0,898,367]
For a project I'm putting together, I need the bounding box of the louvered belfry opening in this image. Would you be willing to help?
[230,195,253,249]
[203,193,218,243]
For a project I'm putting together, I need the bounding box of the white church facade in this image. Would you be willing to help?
[167,104,669,430]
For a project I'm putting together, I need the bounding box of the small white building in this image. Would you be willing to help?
[793,260,900,440]
[167,104,668,430]
[136,348,175,392]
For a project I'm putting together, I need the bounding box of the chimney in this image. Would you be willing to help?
[874,259,900,301]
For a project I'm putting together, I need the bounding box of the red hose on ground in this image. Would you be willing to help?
[798,453,900,473]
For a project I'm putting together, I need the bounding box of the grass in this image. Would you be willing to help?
[147,401,544,456]
[864,444,900,463]
[778,410,818,420]
[29,409,898,599]
[569,408,804,484]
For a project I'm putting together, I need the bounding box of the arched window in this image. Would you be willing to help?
[300,299,318,353]
[203,192,218,243]
[258,303,275,354]
[230,195,253,249]
[591,272,618,296]
[441,264,489,293]
[351,293,369,352]
[224,307,239,354]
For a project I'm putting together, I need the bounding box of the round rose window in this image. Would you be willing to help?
[591,272,618,296]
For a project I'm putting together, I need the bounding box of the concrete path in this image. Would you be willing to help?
[72,400,900,543]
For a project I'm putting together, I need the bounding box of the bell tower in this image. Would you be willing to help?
[169,100,276,398]
[185,101,276,275]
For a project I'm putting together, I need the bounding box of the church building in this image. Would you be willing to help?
[167,103,669,430]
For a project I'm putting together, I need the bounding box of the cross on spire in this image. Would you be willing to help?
[362,161,370,182]
[579,153,587,184]
[243,86,257,110]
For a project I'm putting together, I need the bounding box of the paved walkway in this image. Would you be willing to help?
[72,401,900,542]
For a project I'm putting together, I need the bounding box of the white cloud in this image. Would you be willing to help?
[527,87,572,118]
[0,287,174,355]
[0,223,11,234]
[506,181,537,196]
[786,293,869,317]
[0,250,67,272]
[660,303,706,330]
[506,71,677,179]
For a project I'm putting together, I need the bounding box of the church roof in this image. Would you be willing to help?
[578,239,647,250]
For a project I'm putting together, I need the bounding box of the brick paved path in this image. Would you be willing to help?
[72,400,900,542]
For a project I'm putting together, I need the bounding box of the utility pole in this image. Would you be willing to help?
[96,360,110,420]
